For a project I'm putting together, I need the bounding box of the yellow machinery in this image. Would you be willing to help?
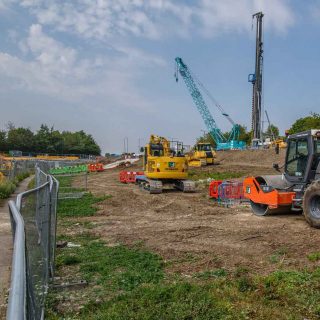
[186,142,216,167]
[271,139,287,149]
[137,134,195,193]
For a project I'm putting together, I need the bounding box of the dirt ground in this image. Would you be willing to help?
[74,149,320,276]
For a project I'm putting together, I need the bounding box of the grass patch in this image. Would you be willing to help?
[268,247,288,264]
[58,193,111,217]
[307,252,320,262]
[189,170,244,181]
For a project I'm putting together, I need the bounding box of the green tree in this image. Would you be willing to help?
[265,124,279,139]
[196,132,216,148]
[238,125,251,145]
[289,113,320,134]
[35,124,51,152]
[7,127,35,152]
[0,131,7,151]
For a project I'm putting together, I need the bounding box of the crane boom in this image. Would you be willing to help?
[175,57,226,144]
[175,57,245,150]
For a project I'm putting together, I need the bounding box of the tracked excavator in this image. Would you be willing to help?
[136,134,195,194]
[186,143,216,167]
[243,130,320,227]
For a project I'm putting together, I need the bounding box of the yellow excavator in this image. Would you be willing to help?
[186,142,216,167]
[136,134,195,193]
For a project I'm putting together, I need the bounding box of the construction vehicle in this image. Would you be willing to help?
[243,129,320,227]
[175,57,246,151]
[264,111,287,149]
[136,134,195,194]
[270,139,287,149]
[186,142,216,167]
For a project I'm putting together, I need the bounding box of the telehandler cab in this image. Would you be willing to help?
[244,130,320,227]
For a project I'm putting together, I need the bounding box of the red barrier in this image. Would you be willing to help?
[209,180,223,199]
[218,181,244,200]
[119,171,144,183]
[88,163,105,172]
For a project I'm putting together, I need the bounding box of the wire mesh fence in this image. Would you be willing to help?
[217,181,249,207]
[7,166,59,320]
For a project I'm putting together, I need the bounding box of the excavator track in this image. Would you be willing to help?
[149,180,163,194]
[137,178,163,194]
[175,180,196,193]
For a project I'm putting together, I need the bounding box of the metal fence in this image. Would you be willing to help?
[1,158,91,182]
[6,166,59,320]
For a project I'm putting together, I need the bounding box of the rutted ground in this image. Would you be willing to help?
[72,148,320,276]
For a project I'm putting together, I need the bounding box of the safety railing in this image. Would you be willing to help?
[6,167,59,320]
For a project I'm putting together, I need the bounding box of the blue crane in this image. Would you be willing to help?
[175,57,245,150]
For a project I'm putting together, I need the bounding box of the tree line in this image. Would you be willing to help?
[0,124,101,155]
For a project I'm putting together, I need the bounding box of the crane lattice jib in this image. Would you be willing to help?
[175,57,226,144]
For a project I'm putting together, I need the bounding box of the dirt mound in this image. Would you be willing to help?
[216,148,285,168]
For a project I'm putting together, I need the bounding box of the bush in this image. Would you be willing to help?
[0,180,16,199]
[0,171,31,199]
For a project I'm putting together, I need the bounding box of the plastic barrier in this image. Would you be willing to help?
[218,181,244,200]
[119,171,144,183]
[209,180,223,199]
[88,163,104,172]
[49,164,88,175]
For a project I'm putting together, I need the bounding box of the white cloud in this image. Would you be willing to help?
[0,23,165,113]
[13,0,294,41]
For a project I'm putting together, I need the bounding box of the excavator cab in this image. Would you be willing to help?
[244,130,320,228]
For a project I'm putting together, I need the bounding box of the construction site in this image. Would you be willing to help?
[1,6,320,320]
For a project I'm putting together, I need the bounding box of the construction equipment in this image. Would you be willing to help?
[175,57,246,151]
[243,129,320,227]
[186,142,216,167]
[270,139,287,149]
[265,110,287,149]
[136,134,195,194]
[248,12,264,148]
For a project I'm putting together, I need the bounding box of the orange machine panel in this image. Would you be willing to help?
[243,177,295,208]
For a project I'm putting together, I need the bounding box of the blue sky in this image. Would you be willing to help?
[0,0,319,153]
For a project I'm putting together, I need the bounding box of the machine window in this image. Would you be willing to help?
[286,139,309,177]
[315,140,320,154]
[198,144,211,151]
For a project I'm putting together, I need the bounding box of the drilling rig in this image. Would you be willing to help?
[248,12,264,148]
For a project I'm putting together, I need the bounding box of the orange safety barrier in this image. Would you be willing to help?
[119,171,144,183]
[88,163,105,172]
[209,180,223,199]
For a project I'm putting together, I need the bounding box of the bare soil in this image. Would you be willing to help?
[74,149,320,276]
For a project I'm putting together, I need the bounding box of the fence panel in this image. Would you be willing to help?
[6,167,59,320]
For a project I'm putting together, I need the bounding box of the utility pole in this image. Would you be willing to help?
[249,11,264,147]
[123,137,128,154]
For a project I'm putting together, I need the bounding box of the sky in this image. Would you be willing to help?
[0,0,320,154]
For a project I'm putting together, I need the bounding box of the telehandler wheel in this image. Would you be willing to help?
[303,181,320,228]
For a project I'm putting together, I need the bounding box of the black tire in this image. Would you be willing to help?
[303,180,320,228]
